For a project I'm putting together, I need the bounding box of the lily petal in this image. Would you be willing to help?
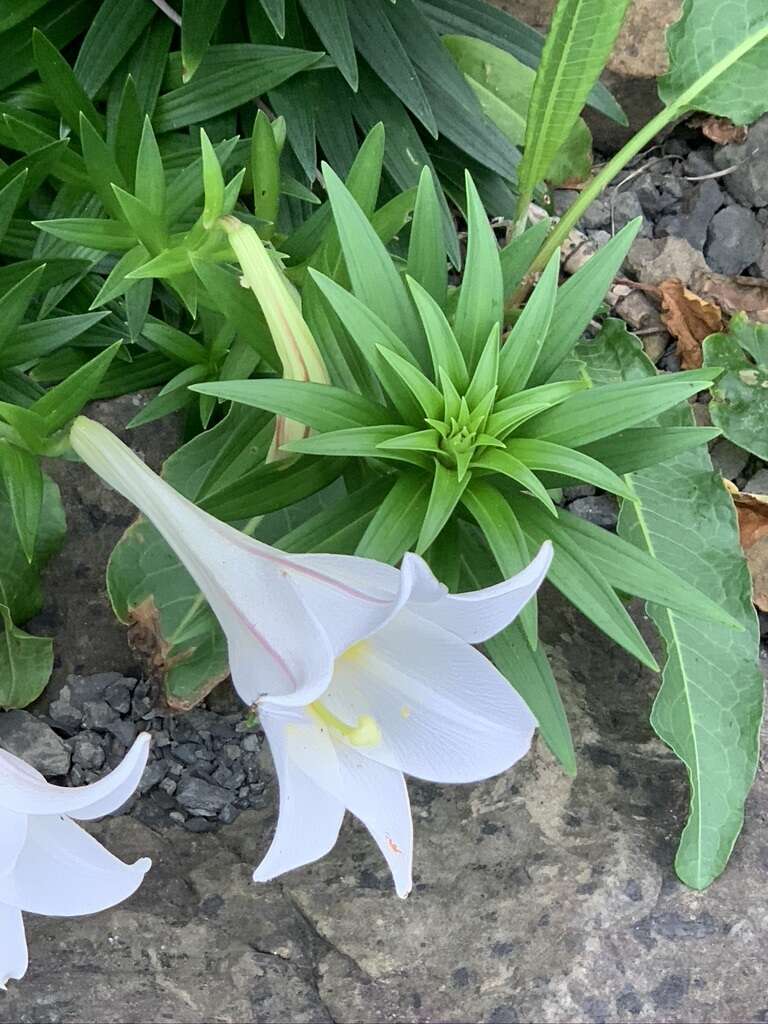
[325,609,536,783]
[0,807,26,877]
[70,417,336,707]
[0,734,150,821]
[0,904,27,989]
[0,816,150,916]
[286,553,411,656]
[406,542,553,642]
[335,744,413,898]
[254,708,345,883]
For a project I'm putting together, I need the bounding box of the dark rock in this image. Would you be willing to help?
[683,149,715,178]
[552,189,578,216]
[185,816,218,833]
[70,730,106,770]
[710,438,750,480]
[138,760,167,794]
[657,178,724,250]
[0,710,71,776]
[713,114,768,207]
[745,468,768,494]
[82,699,115,731]
[67,672,124,708]
[563,484,597,500]
[611,190,647,233]
[706,205,763,275]
[241,733,260,753]
[580,196,611,231]
[104,680,133,713]
[48,694,83,733]
[106,719,137,746]
[625,236,710,287]
[567,495,618,530]
[176,777,233,817]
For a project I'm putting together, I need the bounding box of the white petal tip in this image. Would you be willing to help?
[135,857,152,875]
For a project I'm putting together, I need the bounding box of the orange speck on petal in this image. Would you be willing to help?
[386,835,403,855]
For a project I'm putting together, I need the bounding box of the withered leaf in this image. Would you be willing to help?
[690,271,768,323]
[700,115,748,145]
[725,481,768,611]
[659,278,724,369]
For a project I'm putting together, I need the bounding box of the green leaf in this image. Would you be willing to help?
[0,442,42,561]
[259,0,286,36]
[522,370,716,447]
[191,259,278,369]
[0,604,52,709]
[530,220,642,385]
[0,312,109,369]
[703,316,768,460]
[181,0,228,82]
[659,0,768,123]
[472,447,558,517]
[283,424,429,468]
[376,345,444,419]
[461,480,538,647]
[153,46,322,132]
[418,461,470,553]
[32,343,121,435]
[280,477,391,554]
[516,0,630,206]
[251,110,280,238]
[192,379,391,431]
[505,437,634,500]
[585,313,762,889]
[406,167,446,307]
[419,0,625,124]
[500,218,551,299]
[527,501,741,629]
[143,320,207,366]
[0,265,45,349]
[347,0,436,135]
[135,117,165,218]
[199,129,224,230]
[0,472,65,626]
[498,252,559,394]
[32,28,104,134]
[407,276,467,390]
[579,426,722,475]
[32,217,137,252]
[0,171,28,246]
[79,114,127,221]
[202,456,345,522]
[323,165,424,365]
[453,173,502,369]
[74,0,155,95]
[355,472,429,563]
[298,0,357,88]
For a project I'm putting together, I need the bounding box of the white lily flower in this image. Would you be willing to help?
[220,216,329,460]
[0,733,151,988]
[70,417,552,896]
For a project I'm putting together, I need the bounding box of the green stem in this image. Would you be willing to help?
[528,21,768,276]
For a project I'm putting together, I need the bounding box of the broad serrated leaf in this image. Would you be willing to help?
[659,1,768,124]
[704,315,768,460]
[582,314,762,889]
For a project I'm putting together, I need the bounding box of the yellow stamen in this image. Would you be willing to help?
[340,640,369,664]
[309,701,381,747]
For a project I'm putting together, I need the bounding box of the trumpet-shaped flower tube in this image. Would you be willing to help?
[221,216,329,458]
[0,733,151,988]
[71,417,552,895]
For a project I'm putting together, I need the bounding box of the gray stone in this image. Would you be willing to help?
[176,777,233,817]
[0,710,71,776]
[48,696,83,733]
[657,178,724,250]
[713,114,768,207]
[746,468,768,494]
[70,731,106,770]
[106,718,137,747]
[611,190,647,233]
[552,189,578,216]
[706,206,763,275]
[104,680,133,713]
[242,733,261,753]
[568,494,618,529]
[625,236,710,287]
[710,438,750,480]
[82,699,115,730]
[580,196,611,231]
[563,484,597,500]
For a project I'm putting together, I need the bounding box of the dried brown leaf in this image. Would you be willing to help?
[726,483,768,611]
[700,116,748,145]
[690,271,768,323]
[659,278,724,369]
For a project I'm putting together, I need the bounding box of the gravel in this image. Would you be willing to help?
[706,205,763,275]
[567,495,619,530]
[10,673,269,831]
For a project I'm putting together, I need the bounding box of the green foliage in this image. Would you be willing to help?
[192,175,725,700]
[703,314,768,460]
[659,0,768,123]
[580,318,762,890]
